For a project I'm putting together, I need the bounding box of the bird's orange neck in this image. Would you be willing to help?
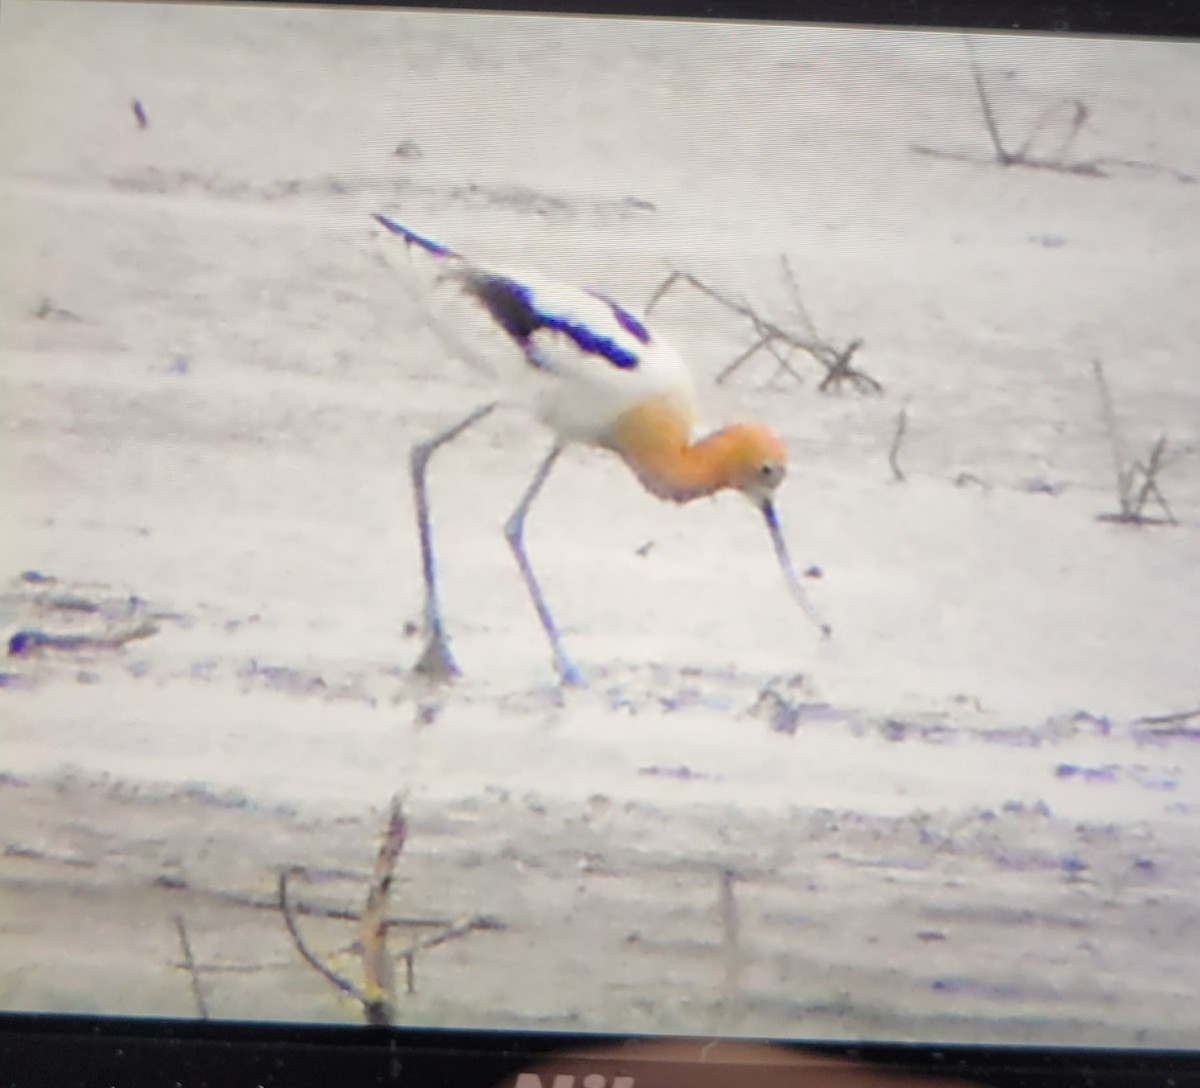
[607,399,753,503]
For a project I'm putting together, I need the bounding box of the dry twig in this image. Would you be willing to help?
[1133,707,1200,728]
[912,38,1195,184]
[646,263,880,394]
[1092,359,1180,526]
[888,406,909,483]
[279,867,371,1007]
[279,800,501,1023]
[359,796,407,1024]
[398,914,500,996]
[173,913,210,1019]
[719,869,741,1007]
[156,867,464,929]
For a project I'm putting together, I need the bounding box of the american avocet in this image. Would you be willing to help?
[376,215,830,686]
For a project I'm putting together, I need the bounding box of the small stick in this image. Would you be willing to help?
[179,959,296,974]
[175,875,464,929]
[779,254,817,337]
[174,913,209,1019]
[1132,436,1178,525]
[8,621,158,658]
[715,333,774,384]
[398,915,503,995]
[916,39,1193,183]
[817,338,879,394]
[279,868,370,1006]
[1053,100,1089,164]
[719,869,741,1007]
[1092,359,1132,515]
[407,915,496,955]
[889,406,909,482]
[648,268,878,393]
[1134,707,1200,727]
[1092,361,1180,525]
[964,37,1012,165]
[644,270,685,316]
[359,798,407,1024]
[762,342,809,387]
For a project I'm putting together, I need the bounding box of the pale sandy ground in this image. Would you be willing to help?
[2,1,1199,1047]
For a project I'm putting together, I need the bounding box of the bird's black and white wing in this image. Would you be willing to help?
[375,214,699,439]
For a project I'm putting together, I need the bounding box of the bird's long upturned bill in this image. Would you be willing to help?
[762,501,832,639]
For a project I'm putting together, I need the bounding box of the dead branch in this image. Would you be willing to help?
[1084,157,1195,185]
[280,867,372,1007]
[398,914,502,996]
[157,868,469,930]
[762,339,809,386]
[173,914,502,987]
[359,796,407,1025]
[912,142,1102,176]
[1093,357,1130,501]
[163,866,499,934]
[173,958,296,974]
[719,869,741,1006]
[173,913,210,1019]
[716,332,777,384]
[279,802,502,1022]
[778,252,815,331]
[1014,98,1088,165]
[912,38,1195,184]
[1133,706,1200,727]
[1126,435,1178,525]
[965,37,1013,166]
[8,620,159,658]
[710,867,747,1036]
[817,338,874,394]
[280,800,407,1026]
[888,406,909,482]
[646,264,880,394]
[1092,360,1180,526]
[33,297,83,322]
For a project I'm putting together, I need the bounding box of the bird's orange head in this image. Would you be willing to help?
[609,400,789,505]
[709,422,789,503]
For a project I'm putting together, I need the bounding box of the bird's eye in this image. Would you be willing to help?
[759,462,781,481]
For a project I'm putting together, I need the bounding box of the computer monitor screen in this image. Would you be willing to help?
[2,0,1197,1051]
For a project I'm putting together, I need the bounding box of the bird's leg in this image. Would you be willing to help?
[504,444,584,687]
[409,401,498,680]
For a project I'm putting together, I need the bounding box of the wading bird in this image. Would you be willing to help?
[376,215,830,686]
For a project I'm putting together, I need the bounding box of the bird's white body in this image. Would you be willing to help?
[377,217,702,446]
[512,275,700,446]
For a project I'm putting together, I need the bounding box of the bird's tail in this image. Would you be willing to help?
[374,214,518,382]
[374,214,461,261]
